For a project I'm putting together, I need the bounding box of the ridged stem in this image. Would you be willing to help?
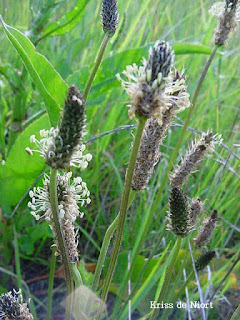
[151,237,183,320]
[49,168,73,320]
[99,117,146,315]
[46,247,56,320]
[83,34,109,101]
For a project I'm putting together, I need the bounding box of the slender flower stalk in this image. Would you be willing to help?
[100,118,146,313]
[83,1,119,101]
[49,169,73,320]
[0,289,33,320]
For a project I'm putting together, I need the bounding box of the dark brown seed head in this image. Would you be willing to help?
[101,0,119,37]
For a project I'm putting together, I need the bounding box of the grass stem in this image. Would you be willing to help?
[49,168,73,320]
[83,34,109,101]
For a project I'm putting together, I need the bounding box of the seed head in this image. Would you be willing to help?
[167,187,191,237]
[101,0,119,37]
[194,210,218,248]
[0,289,33,320]
[189,198,203,227]
[209,0,240,46]
[195,250,216,272]
[170,131,222,188]
[131,70,190,190]
[28,172,91,262]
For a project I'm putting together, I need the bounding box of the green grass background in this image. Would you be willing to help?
[0,0,239,319]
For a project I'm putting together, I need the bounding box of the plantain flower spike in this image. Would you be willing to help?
[28,172,91,263]
[27,85,92,169]
[194,210,218,248]
[0,289,33,320]
[170,131,222,188]
[167,187,191,237]
[132,70,190,190]
[117,41,189,123]
[189,198,203,227]
[195,250,216,272]
[209,0,240,46]
[101,0,119,37]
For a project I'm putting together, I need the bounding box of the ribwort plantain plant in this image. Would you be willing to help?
[0,1,240,320]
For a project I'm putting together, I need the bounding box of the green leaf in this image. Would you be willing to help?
[0,114,50,213]
[0,16,68,126]
[40,0,91,39]
[173,43,213,55]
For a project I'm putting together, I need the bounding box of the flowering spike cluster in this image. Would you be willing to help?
[101,0,119,37]
[209,0,240,46]
[0,289,33,320]
[117,41,190,122]
[170,131,222,188]
[189,198,203,227]
[167,187,191,237]
[46,85,86,168]
[194,210,218,248]
[195,250,216,272]
[28,172,91,262]
[27,86,92,169]
[131,70,190,190]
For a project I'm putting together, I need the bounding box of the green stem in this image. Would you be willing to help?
[83,34,109,101]
[92,215,119,293]
[49,168,73,320]
[151,237,183,320]
[161,271,194,320]
[115,45,219,306]
[92,190,135,294]
[100,117,146,309]
[13,223,23,293]
[71,264,83,288]
[46,247,56,320]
